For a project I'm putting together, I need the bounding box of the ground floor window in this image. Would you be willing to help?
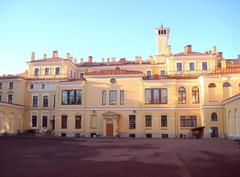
[129,115,136,129]
[180,116,197,127]
[146,133,152,138]
[61,115,67,129]
[42,115,48,128]
[145,115,152,127]
[161,115,167,127]
[32,115,37,127]
[162,134,168,138]
[75,115,81,129]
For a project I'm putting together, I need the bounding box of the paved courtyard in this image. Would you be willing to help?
[0,136,240,177]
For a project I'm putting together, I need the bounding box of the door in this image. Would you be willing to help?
[106,123,113,137]
[211,127,218,137]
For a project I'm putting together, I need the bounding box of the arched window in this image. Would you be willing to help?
[238,83,240,92]
[192,86,199,103]
[223,82,231,87]
[211,112,218,121]
[208,83,217,101]
[178,87,186,104]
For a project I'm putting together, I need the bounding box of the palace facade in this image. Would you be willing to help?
[0,26,240,139]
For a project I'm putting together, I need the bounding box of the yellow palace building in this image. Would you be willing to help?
[0,26,239,139]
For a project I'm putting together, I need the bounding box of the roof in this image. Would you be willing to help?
[85,67,143,76]
[29,57,65,63]
[173,52,209,56]
[223,93,240,105]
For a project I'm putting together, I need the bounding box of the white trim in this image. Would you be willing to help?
[201,105,223,109]
[223,94,240,105]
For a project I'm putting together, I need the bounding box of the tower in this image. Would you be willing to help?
[156,26,170,55]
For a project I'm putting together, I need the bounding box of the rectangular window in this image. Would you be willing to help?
[61,115,67,129]
[53,94,56,107]
[177,63,182,71]
[41,84,45,89]
[145,115,152,127]
[45,68,50,75]
[32,115,37,127]
[43,95,48,107]
[145,88,168,104]
[180,116,197,127]
[129,115,136,129]
[109,90,117,105]
[9,82,13,89]
[32,96,38,107]
[120,90,124,105]
[90,115,97,129]
[146,70,152,76]
[161,115,168,127]
[189,62,195,71]
[8,95,13,104]
[0,82,2,89]
[55,67,60,75]
[75,115,81,129]
[61,90,82,105]
[160,70,166,76]
[34,68,40,76]
[30,84,34,89]
[102,90,106,105]
[42,115,48,127]
[0,95,2,101]
[202,62,208,70]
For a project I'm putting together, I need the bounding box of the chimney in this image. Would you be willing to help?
[43,54,47,59]
[88,56,93,63]
[74,58,77,64]
[184,45,192,54]
[148,56,153,63]
[70,57,73,62]
[102,58,105,63]
[66,52,71,59]
[135,56,139,63]
[107,58,110,65]
[238,54,240,59]
[111,57,116,63]
[211,46,217,55]
[120,58,126,65]
[31,52,35,61]
[53,50,58,58]
[80,58,83,64]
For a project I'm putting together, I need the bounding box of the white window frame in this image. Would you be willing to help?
[176,62,183,71]
[34,67,40,76]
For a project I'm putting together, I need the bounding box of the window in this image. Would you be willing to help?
[145,88,168,104]
[208,83,216,88]
[8,95,13,104]
[129,115,136,129]
[0,82,2,89]
[61,115,67,129]
[34,68,40,76]
[75,115,81,129]
[32,115,37,127]
[161,115,167,127]
[180,116,197,127]
[42,115,48,127]
[192,86,199,104]
[176,63,182,71]
[32,96,38,107]
[146,70,152,77]
[90,115,97,129]
[109,90,117,105]
[30,84,34,89]
[45,68,50,75]
[178,87,186,104]
[211,127,218,137]
[41,84,45,89]
[160,70,166,76]
[102,90,106,105]
[208,83,217,102]
[120,90,124,105]
[43,95,48,107]
[189,62,195,71]
[55,67,60,75]
[202,62,208,70]
[53,94,56,107]
[0,95,2,101]
[145,115,152,127]
[62,90,82,105]
[211,112,218,121]
[9,82,13,89]
[223,82,231,87]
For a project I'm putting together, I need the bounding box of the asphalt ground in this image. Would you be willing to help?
[0,136,240,177]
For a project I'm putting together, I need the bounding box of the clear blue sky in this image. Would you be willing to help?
[0,0,239,75]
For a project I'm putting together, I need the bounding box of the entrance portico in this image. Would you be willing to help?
[102,111,120,137]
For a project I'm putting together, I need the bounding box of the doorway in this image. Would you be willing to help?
[106,123,113,137]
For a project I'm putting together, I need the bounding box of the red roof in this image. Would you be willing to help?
[85,67,143,76]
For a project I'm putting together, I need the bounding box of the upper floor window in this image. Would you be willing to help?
[223,82,231,87]
[161,115,168,127]
[43,95,48,107]
[45,68,50,75]
[62,90,82,105]
[55,67,60,75]
[129,115,136,129]
[160,70,166,76]
[102,90,106,105]
[0,82,2,89]
[208,83,217,102]
[9,82,13,89]
[8,95,13,104]
[202,62,208,70]
[145,88,168,104]
[180,116,197,127]
[145,115,152,127]
[32,96,38,107]
[208,83,216,88]
[109,90,117,105]
[211,112,218,121]
[34,68,40,76]
[120,90,124,105]
[41,84,45,89]
[30,84,34,89]
[176,63,183,71]
[189,62,195,71]
[178,87,186,104]
[146,70,152,77]
[192,86,200,104]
